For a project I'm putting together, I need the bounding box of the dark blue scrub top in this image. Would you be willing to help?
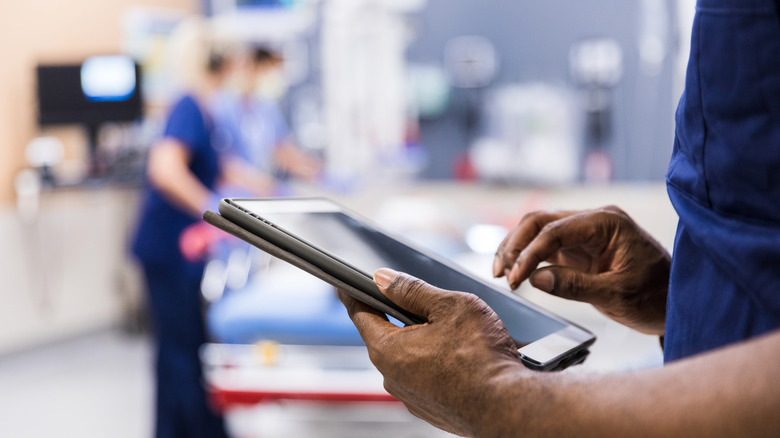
[665,0,780,361]
[132,95,220,265]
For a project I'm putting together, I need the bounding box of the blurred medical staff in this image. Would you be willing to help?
[211,46,321,182]
[131,21,272,438]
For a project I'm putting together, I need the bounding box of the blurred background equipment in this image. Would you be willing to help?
[321,0,424,183]
[469,83,580,185]
[569,37,623,182]
[15,0,679,192]
[406,0,676,182]
[36,56,144,178]
[24,136,65,185]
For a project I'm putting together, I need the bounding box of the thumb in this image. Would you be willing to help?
[374,268,448,319]
[529,266,609,306]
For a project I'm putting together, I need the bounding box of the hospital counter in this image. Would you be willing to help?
[0,186,142,355]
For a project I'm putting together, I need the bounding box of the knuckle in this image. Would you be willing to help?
[430,292,461,313]
[579,211,614,241]
[396,275,428,297]
[540,220,558,234]
[456,292,492,318]
[392,275,431,308]
[594,208,636,239]
[600,205,632,225]
[566,275,586,300]
[587,209,614,225]
[592,211,613,229]
[520,210,551,226]
[539,221,563,245]
[428,291,484,320]
[461,292,484,307]
[502,245,521,261]
[602,204,624,214]
[520,210,542,222]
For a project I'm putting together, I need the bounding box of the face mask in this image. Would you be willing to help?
[254,68,288,100]
[222,69,246,94]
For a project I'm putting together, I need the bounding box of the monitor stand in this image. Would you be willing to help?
[85,123,103,179]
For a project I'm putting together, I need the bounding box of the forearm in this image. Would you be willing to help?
[153,166,211,217]
[147,140,212,218]
[220,156,275,196]
[273,141,321,181]
[477,330,780,438]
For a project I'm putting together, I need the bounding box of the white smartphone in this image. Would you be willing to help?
[212,198,595,371]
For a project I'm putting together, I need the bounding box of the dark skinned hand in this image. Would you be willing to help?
[338,268,529,437]
[493,206,671,335]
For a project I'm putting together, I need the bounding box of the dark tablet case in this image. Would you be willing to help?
[203,209,591,371]
[203,210,415,325]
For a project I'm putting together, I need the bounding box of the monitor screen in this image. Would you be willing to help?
[37,55,143,126]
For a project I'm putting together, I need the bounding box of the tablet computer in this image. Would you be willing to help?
[209,197,595,371]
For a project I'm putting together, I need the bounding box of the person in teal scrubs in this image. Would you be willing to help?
[210,46,321,182]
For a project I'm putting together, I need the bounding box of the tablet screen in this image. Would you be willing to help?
[239,203,566,344]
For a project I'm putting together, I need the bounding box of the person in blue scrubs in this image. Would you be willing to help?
[336,1,780,436]
[132,54,229,437]
[132,44,274,437]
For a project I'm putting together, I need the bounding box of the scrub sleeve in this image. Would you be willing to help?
[210,94,290,172]
[664,0,780,361]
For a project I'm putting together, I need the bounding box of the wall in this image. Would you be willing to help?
[0,0,196,206]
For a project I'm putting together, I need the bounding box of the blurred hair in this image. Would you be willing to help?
[166,17,231,92]
[207,52,227,74]
[251,46,283,65]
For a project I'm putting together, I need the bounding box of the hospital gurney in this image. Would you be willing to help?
[201,253,451,437]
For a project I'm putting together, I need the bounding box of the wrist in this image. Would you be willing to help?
[468,361,550,438]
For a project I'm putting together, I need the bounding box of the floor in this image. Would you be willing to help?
[0,330,154,438]
[0,330,452,438]
[0,318,662,438]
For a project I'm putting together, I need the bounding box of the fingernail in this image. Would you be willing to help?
[530,270,555,293]
[492,255,503,277]
[374,268,399,289]
[508,263,520,287]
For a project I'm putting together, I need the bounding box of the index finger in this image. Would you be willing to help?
[494,210,575,278]
[507,210,613,288]
[337,290,401,346]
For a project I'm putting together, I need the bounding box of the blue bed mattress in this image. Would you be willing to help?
[207,265,365,346]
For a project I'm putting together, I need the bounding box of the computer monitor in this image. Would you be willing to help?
[37,55,143,126]
[36,55,143,177]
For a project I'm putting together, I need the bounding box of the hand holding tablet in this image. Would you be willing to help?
[205,198,595,371]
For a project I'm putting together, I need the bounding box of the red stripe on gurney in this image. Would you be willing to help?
[209,387,400,411]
